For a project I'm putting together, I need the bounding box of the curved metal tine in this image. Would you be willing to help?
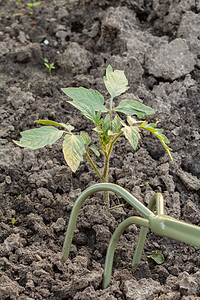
[61,183,154,263]
[132,193,164,269]
[103,216,150,289]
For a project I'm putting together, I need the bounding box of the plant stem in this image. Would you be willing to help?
[109,203,125,210]
[102,154,110,208]
[109,96,113,112]
[109,96,114,129]
[108,131,123,158]
[102,131,123,208]
[85,149,103,181]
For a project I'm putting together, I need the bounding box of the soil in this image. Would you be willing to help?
[0,0,200,299]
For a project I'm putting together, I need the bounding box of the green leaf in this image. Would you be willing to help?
[89,147,100,157]
[80,131,91,146]
[35,120,74,132]
[61,87,107,112]
[147,251,165,264]
[44,58,48,63]
[33,2,40,6]
[62,87,107,125]
[140,122,173,160]
[102,114,111,133]
[44,63,50,68]
[112,114,121,133]
[13,126,64,150]
[103,65,129,98]
[122,125,140,150]
[71,102,97,122]
[62,134,85,172]
[115,100,156,117]
[12,218,16,225]
[139,182,149,187]
[93,111,102,126]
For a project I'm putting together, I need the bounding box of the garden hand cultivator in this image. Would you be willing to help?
[61,183,200,288]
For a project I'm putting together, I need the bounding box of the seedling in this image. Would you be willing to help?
[44,58,55,76]
[27,2,40,14]
[147,251,164,264]
[12,218,16,225]
[13,65,172,207]
[139,182,149,187]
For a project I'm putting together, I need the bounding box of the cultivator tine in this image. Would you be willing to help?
[103,217,150,289]
[132,193,164,269]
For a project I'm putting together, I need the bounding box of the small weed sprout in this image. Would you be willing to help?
[44,58,55,76]
[12,218,16,225]
[13,65,172,207]
[27,1,40,14]
[147,251,165,264]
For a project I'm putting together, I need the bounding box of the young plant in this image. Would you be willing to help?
[13,65,172,207]
[44,58,55,76]
[147,251,165,264]
[27,1,40,14]
[12,218,16,226]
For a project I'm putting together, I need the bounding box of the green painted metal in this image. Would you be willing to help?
[150,215,200,248]
[61,183,200,289]
[103,217,149,289]
[132,193,164,270]
[61,183,154,263]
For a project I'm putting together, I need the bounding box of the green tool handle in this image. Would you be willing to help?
[150,215,200,248]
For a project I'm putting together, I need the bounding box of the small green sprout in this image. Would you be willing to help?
[18,194,22,199]
[12,218,16,225]
[0,267,4,270]
[44,58,55,76]
[27,2,40,14]
[147,251,165,264]
[13,65,172,207]
[27,1,40,8]
[139,182,149,187]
